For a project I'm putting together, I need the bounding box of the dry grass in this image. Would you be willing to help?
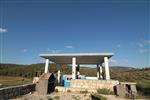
[0,76,32,88]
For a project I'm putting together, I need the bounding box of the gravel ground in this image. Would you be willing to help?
[11,92,91,100]
[11,92,149,100]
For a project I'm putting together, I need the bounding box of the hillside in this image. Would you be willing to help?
[0,63,150,97]
[0,63,150,82]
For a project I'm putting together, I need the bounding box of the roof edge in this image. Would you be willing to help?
[39,52,114,57]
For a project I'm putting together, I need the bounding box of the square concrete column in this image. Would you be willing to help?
[72,57,76,79]
[104,57,110,80]
[99,64,103,80]
[97,64,100,80]
[56,64,61,84]
[57,70,60,83]
[44,59,49,73]
[77,64,80,79]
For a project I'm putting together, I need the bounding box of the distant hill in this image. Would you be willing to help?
[0,63,150,82]
[111,66,134,69]
[0,63,150,97]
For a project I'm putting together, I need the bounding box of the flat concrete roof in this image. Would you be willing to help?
[39,53,114,64]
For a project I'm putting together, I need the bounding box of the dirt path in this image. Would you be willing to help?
[12,92,91,100]
[11,92,148,100]
[102,95,148,100]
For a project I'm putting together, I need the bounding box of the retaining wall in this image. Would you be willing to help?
[70,79,119,91]
[0,83,35,100]
[56,86,97,92]
[56,80,119,93]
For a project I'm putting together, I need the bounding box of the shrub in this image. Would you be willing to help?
[47,98,53,100]
[97,88,114,95]
[67,89,71,92]
[80,90,88,94]
[136,80,150,98]
[55,88,58,92]
[53,96,60,100]
[91,94,107,100]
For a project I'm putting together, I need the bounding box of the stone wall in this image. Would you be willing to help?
[70,79,119,91]
[115,83,137,98]
[0,83,35,100]
[55,86,94,92]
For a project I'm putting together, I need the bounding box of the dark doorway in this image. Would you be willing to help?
[48,73,56,93]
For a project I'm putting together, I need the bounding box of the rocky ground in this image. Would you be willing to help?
[11,92,149,100]
[11,92,91,100]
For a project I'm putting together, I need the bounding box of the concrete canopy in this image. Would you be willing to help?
[39,53,114,64]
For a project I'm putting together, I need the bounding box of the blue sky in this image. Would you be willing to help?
[0,0,149,67]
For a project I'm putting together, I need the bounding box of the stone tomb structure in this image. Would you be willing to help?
[115,82,137,98]
[36,73,56,95]
[39,53,119,93]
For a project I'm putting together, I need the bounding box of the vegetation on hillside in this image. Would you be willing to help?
[0,63,150,97]
[136,80,150,96]
[0,63,150,82]
[0,76,32,88]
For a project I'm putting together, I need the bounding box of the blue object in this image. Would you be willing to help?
[61,75,72,87]
[61,75,86,87]
[64,80,71,87]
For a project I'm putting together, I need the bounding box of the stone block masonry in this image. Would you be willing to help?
[70,80,119,91]
[56,80,119,93]
[0,83,35,100]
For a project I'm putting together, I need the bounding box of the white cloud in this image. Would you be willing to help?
[139,48,150,53]
[22,49,28,53]
[144,40,150,44]
[124,59,129,64]
[51,50,61,54]
[0,28,7,33]
[109,59,117,66]
[47,48,61,53]
[47,48,50,51]
[117,44,121,48]
[136,42,144,48]
[109,59,117,63]
[136,40,150,53]
[65,45,73,49]
[123,59,135,67]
